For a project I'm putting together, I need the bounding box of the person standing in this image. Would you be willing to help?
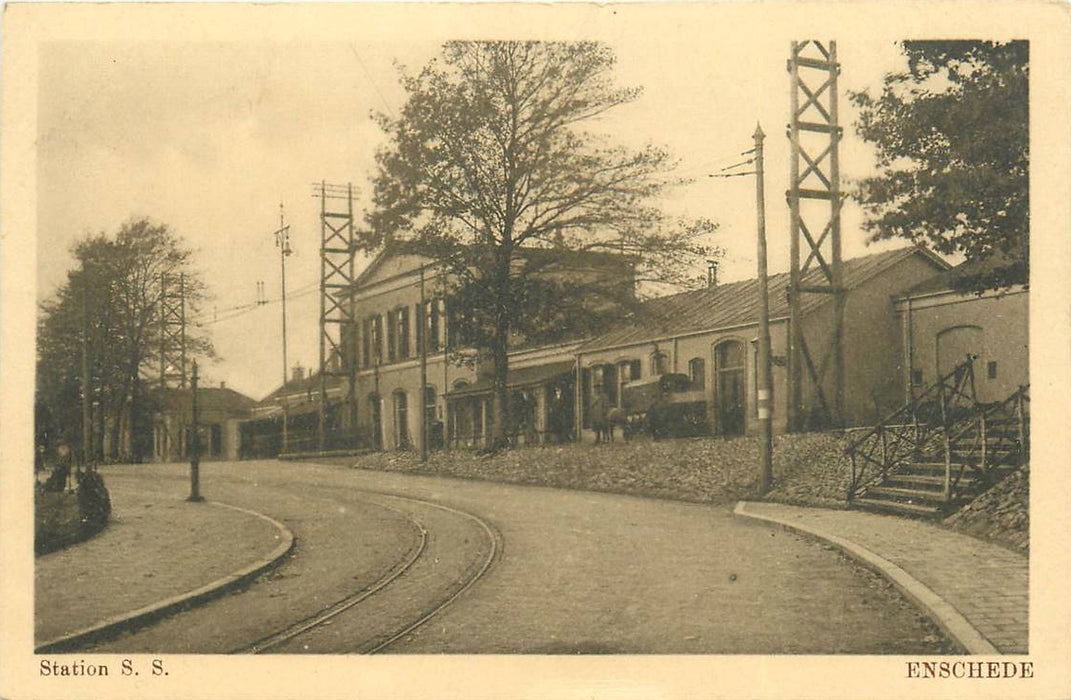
[590,386,609,445]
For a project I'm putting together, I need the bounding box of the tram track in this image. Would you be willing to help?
[234,488,501,655]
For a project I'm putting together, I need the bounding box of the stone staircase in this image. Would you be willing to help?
[846,357,1029,519]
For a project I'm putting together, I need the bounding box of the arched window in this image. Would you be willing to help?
[392,390,409,448]
[715,340,747,435]
[688,357,706,389]
[651,351,667,376]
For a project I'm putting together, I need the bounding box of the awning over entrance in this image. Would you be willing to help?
[447,360,575,399]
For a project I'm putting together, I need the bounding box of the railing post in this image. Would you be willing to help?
[1015,386,1027,466]
[912,407,921,461]
[848,452,857,502]
[879,425,888,479]
[938,379,952,502]
[966,353,978,407]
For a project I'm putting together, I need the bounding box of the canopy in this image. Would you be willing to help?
[447,360,575,399]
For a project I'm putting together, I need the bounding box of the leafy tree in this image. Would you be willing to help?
[367,40,718,449]
[851,41,1028,292]
[36,219,214,463]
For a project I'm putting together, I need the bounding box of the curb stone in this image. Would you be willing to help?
[35,501,296,654]
[733,501,998,655]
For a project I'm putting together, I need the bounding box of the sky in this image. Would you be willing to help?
[35,13,918,401]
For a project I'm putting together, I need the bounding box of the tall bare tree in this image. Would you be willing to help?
[37,219,214,462]
[367,41,717,449]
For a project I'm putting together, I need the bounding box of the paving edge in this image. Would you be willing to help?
[732,501,999,655]
[35,501,296,654]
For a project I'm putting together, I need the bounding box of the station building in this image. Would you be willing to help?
[248,244,1011,454]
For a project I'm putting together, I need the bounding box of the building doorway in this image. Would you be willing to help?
[936,324,984,399]
[715,340,747,435]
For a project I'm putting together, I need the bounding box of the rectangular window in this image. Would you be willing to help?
[372,315,383,363]
[911,369,923,387]
[629,359,641,380]
[415,303,424,354]
[387,311,397,362]
[987,361,998,380]
[398,307,410,360]
[429,299,441,352]
[361,318,372,368]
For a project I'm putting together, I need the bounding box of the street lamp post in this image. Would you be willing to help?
[188,360,204,502]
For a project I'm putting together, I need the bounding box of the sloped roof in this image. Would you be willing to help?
[259,368,345,404]
[446,360,576,398]
[352,243,634,291]
[902,249,1026,296]
[579,246,948,353]
[158,386,256,416]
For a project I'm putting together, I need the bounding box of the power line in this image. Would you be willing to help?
[191,284,320,326]
[350,43,395,118]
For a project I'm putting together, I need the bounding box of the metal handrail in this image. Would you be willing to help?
[847,355,978,501]
[847,370,1029,505]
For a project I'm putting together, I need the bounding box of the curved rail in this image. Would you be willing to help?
[359,492,501,654]
[235,498,427,654]
[235,489,499,655]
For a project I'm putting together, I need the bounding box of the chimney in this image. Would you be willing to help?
[292,364,305,383]
[219,381,226,390]
[707,259,719,287]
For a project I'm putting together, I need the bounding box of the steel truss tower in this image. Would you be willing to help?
[157,271,188,461]
[316,181,359,451]
[159,272,188,390]
[787,40,844,430]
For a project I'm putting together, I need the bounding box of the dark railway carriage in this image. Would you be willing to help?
[621,373,708,439]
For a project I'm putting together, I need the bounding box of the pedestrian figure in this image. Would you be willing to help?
[43,444,72,493]
[590,386,609,445]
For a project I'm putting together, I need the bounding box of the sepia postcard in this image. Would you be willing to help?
[1,1,1069,699]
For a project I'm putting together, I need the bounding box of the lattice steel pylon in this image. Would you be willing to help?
[316,181,359,451]
[787,40,844,430]
[157,271,187,462]
[159,272,188,390]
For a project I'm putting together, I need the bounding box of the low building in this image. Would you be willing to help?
[893,255,1028,405]
[153,384,255,462]
[575,245,950,439]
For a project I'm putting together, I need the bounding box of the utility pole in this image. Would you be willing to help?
[188,360,203,502]
[754,124,774,495]
[419,265,429,463]
[275,204,292,454]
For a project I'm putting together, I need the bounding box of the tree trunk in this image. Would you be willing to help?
[490,251,512,451]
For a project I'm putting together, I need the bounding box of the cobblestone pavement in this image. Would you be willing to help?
[66,461,955,654]
[35,481,284,645]
[737,501,1028,654]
